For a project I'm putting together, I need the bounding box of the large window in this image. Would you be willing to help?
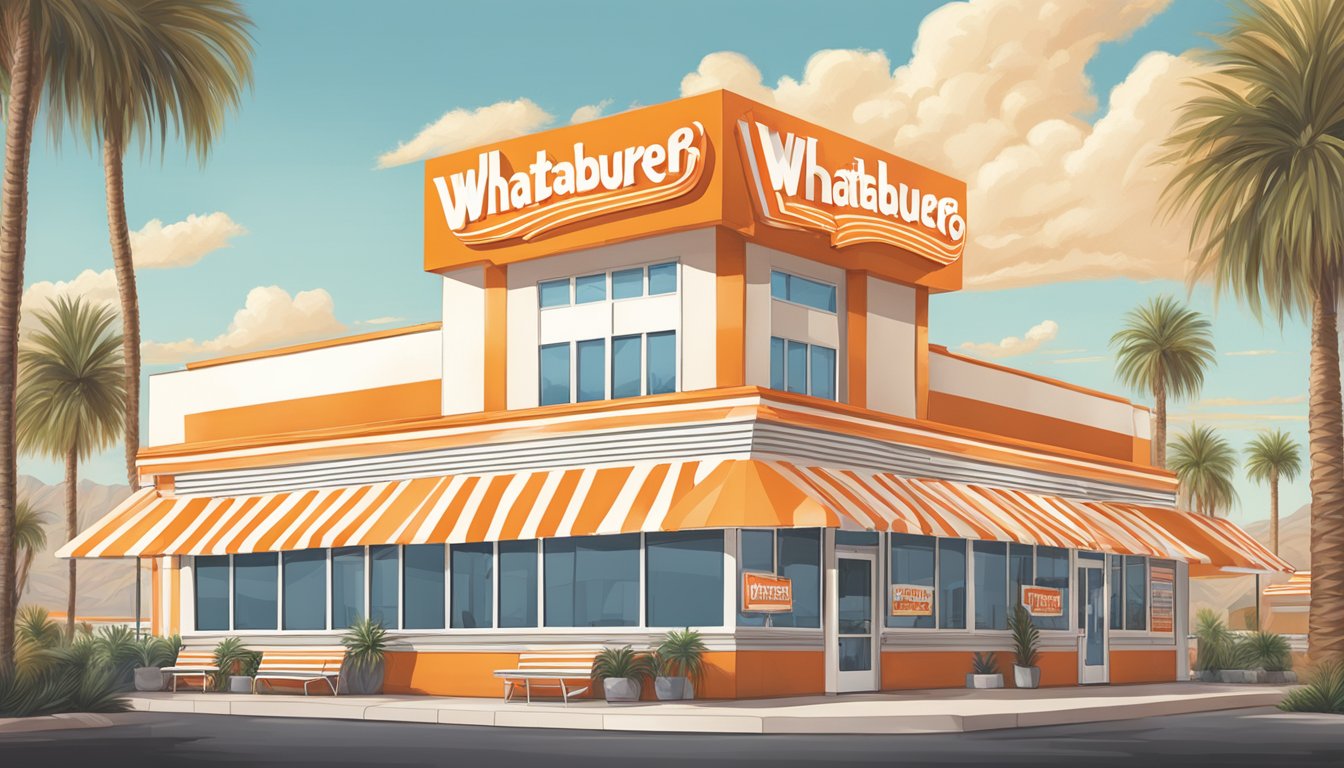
[233,553,278,631]
[331,547,364,630]
[937,539,967,630]
[498,540,538,628]
[611,331,677,400]
[1124,556,1148,631]
[576,339,605,402]
[195,555,230,631]
[646,531,723,627]
[770,270,836,312]
[770,337,837,400]
[282,550,326,631]
[734,529,821,628]
[887,534,935,629]
[539,343,571,406]
[1034,546,1070,631]
[737,529,775,627]
[369,545,400,630]
[544,534,640,627]
[451,543,493,629]
[404,544,446,629]
[541,263,677,308]
[973,541,1008,630]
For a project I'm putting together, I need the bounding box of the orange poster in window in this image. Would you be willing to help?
[890,584,935,616]
[741,572,793,613]
[1022,586,1064,617]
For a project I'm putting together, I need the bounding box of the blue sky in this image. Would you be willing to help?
[17,0,1309,526]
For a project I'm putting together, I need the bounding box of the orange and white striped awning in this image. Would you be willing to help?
[1263,571,1310,597]
[57,459,1289,574]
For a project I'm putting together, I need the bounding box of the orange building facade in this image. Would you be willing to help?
[63,91,1289,698]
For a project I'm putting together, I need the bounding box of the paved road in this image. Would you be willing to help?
[0,707,1341,767]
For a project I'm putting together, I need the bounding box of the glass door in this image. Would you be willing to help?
[1077,561,1109,684]
[835,553,878,692]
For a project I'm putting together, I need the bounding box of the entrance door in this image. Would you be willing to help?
[836,552,878,692]
[1077,560,1109,684]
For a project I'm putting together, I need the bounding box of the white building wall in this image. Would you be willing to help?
[146,330,443,447]
[442,266,487,415]
[865,276,916,418]
[505,228,716,410]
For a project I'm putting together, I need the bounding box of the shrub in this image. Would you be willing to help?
[1194,608,1234,672]
[91,626,141,690]
[1240,631,1292,672]
[971,652,1000,676]
[0,642,129,717]
[134,634,184,669]
[654,629,707,682]
[1278,661,1344,714]
[211,637,257,691]
[593,646,654,683]
[16,606,63,649]
[1008,605,1040,669]
[340,617,389,674]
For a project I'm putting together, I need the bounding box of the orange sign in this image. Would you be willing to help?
[1150,564,1175,633]
[1022,586,1063,617]
[741,571,793,613]
[890,584,935,616]
[737,115,966,265]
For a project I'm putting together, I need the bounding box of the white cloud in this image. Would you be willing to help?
[1168,412,1307,426]
[142,286,346,365]
[377,99,554,169]
[1195,395,1305,408]
[358,316,408,326]
[570,99,613,124]
[958,319,1058,358]
[20,269,119,332]
[130,212,246,269]
[1051,355,1107,365]
[679,0,1202,289]
[1225,349,1278,357]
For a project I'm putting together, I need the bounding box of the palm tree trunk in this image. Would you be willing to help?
[1270,468,1280,556]
[1307,278,1344,663]
[0,6,38,670]
[1153,372,1167,469]
[103,132,140,493]
[64,447,76,640]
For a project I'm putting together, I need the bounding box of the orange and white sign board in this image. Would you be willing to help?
[1150,564,1175,633]
[890,584,935,616]
[741,571,793,613]
[1022,586,1063,617]
[423,91,966,290]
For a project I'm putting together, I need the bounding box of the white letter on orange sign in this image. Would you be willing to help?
[575,143,600,193]
[433,152,489,231]
[667,126,694,175]
[804,136,831,205]
[529,151,553,204]
[920,193,938,229]
[642,144,666,183]
[755,123,805,197]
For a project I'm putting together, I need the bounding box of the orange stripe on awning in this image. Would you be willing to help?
[59,461,1291,576]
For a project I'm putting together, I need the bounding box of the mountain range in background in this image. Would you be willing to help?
[14,476,1310,624]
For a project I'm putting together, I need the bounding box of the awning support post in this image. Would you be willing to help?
[135,558,141,638]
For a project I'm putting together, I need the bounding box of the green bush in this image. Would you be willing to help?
[211,637,258,691]
[1278,661,1344,714]
[1194,608,1234,672]
[1240,631,1292,672]
[0,641,129,717]
[91,625,141,690]
[134,634,183,669]
[593,646,654,683]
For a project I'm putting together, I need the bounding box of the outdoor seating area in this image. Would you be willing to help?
[494,649,599,704]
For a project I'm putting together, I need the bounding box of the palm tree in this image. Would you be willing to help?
[1245,430,1303,556]
[0,0,114,670]
[13,497,47,605]
[48,0,253,493]
[16,297,124,637]
[1161,0,1344,662]
[1168,425,1239,517]
[1110,296,1216,468]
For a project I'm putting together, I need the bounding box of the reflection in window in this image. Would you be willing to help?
[938,539,966,629]
[770,270,837,312]
[810,345,836,401]
[612,268,643,299]
[539,279,570,308]
[769,338,786,391]
[786,340,808,394]
[646,531,723,627]
[611,335,641,399]
[576,339,605,402]
[539,343,570,406]
[451,543,492,629]
[648,262,678,295]
[647,331,676,395]
[369,545,399,630]
[1125,556,1147,630]
[575,273,606,303]
[1010,543,1034,611]
[404,544,445,630]
[737,529,774,627]
[774,529,821,628]
[282,550,326,631]
[195,555,230,631]
[1034,546,1070,631]
[973,541,1008,630]
[888,534,935,629]
[233,553,278,630]
[1109,555,1124,630]
[498,540,538,628]
[544,534,640,627]
[331,546,364,630]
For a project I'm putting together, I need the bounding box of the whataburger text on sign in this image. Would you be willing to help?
[423,91,968,274]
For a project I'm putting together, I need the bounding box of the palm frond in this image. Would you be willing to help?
[1245,428,1303,483]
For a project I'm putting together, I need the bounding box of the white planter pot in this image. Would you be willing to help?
[603,678,642,702]
[228,676,254,693]
[1013,665,1041,689]
[134,667,167,692]
[965,674,1004,689]
[654,676,688,701]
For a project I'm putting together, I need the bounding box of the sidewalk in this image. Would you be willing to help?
[124,683,1289,735]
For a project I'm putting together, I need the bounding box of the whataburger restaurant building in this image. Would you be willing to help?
[61,91,1290,698]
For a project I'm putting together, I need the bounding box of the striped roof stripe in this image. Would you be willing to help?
[56,460,1289,574]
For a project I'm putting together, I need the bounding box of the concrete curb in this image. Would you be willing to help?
[121,685,1290,735]
[0,712,117,735]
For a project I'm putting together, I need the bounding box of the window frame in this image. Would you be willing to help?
[769,269,837,314]
[769,335,838,400]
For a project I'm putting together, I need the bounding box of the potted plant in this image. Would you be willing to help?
[211,637,257,692]
[965,652,1004,689]
[1008,604,1041,689]
[132,634,182,692]
[593,646,653,703]
[653,629,706,701]
[340,617,389,695]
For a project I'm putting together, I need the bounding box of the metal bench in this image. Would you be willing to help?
[252,649,346,696]
[493,649,600,704]
[163,650,219,692]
